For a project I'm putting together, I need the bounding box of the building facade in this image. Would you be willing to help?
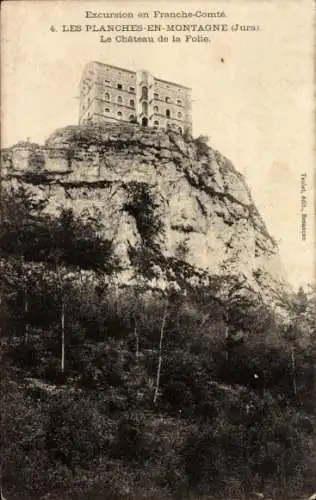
[79,61,192,134]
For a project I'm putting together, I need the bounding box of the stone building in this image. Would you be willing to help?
[79,61,192,134]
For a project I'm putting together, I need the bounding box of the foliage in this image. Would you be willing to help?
[1,181,315,499]
[174,239,189,261]
[0,185,114,272]
[124,182,164,247]
[194,135,210,159]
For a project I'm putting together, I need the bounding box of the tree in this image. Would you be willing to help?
[0,185,48,259]
[153,302,168,406]
[279,286,315,400]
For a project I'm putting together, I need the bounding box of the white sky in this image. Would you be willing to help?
[1,0,315,288]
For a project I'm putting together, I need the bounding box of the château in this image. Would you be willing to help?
[79,61,192,134]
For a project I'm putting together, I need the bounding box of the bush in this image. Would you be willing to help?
[124,183,164,247]
[194,135,210,158]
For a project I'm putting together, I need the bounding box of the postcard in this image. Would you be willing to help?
[1,2,315,499]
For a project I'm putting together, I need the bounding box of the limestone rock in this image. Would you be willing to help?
[1,122,289,305]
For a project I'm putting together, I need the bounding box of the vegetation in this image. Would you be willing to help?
[1,185,315,500]
[124,182,164,248]
[194,134,210,159]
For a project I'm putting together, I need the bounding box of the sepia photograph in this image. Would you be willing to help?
[1,1,315,499]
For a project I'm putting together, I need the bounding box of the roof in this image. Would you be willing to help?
[155,77,191,91]
[79,61,191,90]
[93,61,135,75]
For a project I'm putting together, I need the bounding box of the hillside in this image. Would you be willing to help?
[2,122,288,305]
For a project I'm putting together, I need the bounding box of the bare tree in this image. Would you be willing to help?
[133,315,139,362]
[60,290,65,374]
[55,268,74,375]
[24,281,29,343]
[153,303,168,406]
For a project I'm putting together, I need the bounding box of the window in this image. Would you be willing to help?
[154,93,159,99]
[178,127,183,134]
[130,99,135,108]
[165,96,170,103]
[129,86,135,92]
[154,120,159,126]
[117,96,123,104]
[117,111,122,117]
[142,86,148,99]
[104,92,110,101]
[177,99,182,106]
[104,79,110,85]
[129,114,135,122]
[105,107,110,113]
[117,83,123,90]
[177,111,182,118]
[142,101,148,114]
[166,109,171,118]
[154,105,159,113]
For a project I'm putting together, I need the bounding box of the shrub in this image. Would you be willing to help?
[124,183,164,247]
[194,135,210,158]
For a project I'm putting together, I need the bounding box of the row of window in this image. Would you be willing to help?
[102,103,183,120]
[103,67,135,80]
[104,108,135,120]
[155,80,184,93]
[84,91,183,110]
[104,93,135,107]
[154,93,183,105]
[103,84,183,105]
[104,79,135,93]
[83,97,184,121]
[154,105,183,119]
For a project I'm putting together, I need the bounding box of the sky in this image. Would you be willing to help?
[1,0,315,288]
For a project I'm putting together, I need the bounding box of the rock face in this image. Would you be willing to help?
[1,123,288,303]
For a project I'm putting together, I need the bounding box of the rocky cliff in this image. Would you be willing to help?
[1,122,288,304]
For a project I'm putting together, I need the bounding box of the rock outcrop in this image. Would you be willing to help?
[1,123,288,305]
